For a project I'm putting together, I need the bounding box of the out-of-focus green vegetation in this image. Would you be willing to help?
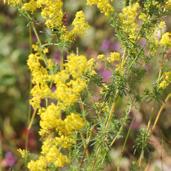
[0,5,31,170]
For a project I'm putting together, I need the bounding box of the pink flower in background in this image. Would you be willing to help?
[111,41,121,52]
[99,69,112,82]
[139,38,146,48]
[101,39,121,53]
[101,39,111,52]
[53,51,61,64]
[2,152,16,168]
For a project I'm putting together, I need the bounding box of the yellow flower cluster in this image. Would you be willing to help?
[28,112,84,170]
[61,11,89,42]
[37,0,63,28]
[6,0,89,43]
[6,0,63,28]
[107,52,121,63]
[87,0,114,16]
[22,0,37,13]
[119,3,140,41]
[6,0,21,5]
[71,11,90,38]
[21,0,64,28]
[97,54,105,60]
[18,149,29,159]
[165,0,171,9]
[27,45,95,170]
[97,52,121,64]
[95,101,110,114]
[159,72,171,89]
[139,12,148,22]
[146,21,166,48]
[160,32,171,47]
[27,46,49,109]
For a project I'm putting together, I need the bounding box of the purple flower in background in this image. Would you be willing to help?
[32,35,37,43]
[111,42,121,52]
[53,51,61,64]
[101,39,111,52]
[3,152,16,167]
[100,69,112,82]
[51,84,56,92]
[101,39,121,53]
[139,38,146,48]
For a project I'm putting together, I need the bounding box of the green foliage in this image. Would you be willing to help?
[130,161,141,171]
[134,128,150,154]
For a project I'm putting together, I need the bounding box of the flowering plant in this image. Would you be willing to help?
[4,0,171,170]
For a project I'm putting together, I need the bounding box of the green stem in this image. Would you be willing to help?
[138,150,144,167]
[110,104,131,147]
[91,95,118,169]
[152,93,171,131]
[31,22,42,46]
[28,109,37,130]
[121,119,133,153]
[0,134,2,171]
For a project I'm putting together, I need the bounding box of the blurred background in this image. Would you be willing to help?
[0,1,171,170]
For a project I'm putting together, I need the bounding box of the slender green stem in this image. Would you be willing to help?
[121,119,133,153]
[91,95,118,169]
[0,134,2,171]
[147,107,154,132]
[138,150,144,167]
[31,22,42,46]
[110,104,131,147]
[147,69,163,132]
[152,93,171,131]
[25,25,33,152]
[28,109,37,130]
[60,49,64,70]
[105,99,117,128]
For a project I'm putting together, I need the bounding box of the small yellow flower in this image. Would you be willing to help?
[64,113,85,132]
[37,0,64,29]
[107,52,121,63]
[17,149,29,159]
[65,54,89,78]
[119,3,140,41]
[165,0,171,9]
[22,0,38,12]
[61,11,89,42]
[139,13,148,21]
[87,0,114,16]
[159,71,171,89]
[97,54,105,61]
[27,157,47,171]
[72,11,89,37]
[6,0,21,5]
[160,32,171,46]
